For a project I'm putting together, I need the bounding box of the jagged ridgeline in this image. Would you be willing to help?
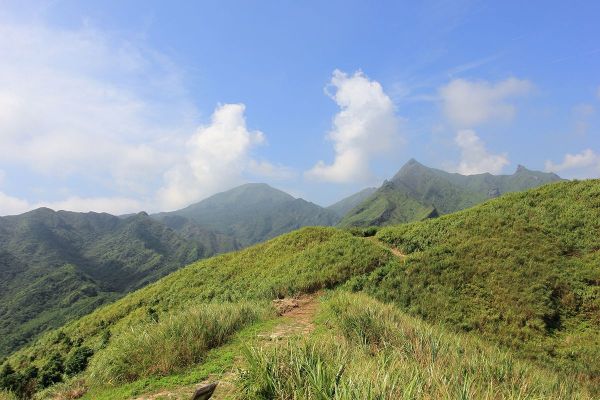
[339,159,563,226]
[2,180,599,399]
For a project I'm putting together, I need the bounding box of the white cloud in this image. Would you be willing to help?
[157,104,266,210]
[306,70,402,183]
[0,191,30,216]
[439,77,533,127]
[545,149,600,178]
[0,18,291,215]
[0,21,191,186]
[248,160,296,180]
[451,130,509,175]
[0,191,143,216]
[39,196,144,215]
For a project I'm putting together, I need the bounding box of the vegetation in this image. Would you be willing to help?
[0,182,340,358]
[326,187,377,217]
[2,227,388,397]
[339,158,563,227]
[356,180,600,379]
[88,302,272,385]
[0,208,235,358]
[2,180,599,398]
[239,292,593,399]
[154,183,340,247]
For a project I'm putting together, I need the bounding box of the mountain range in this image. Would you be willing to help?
[3,179,598,399]
[0,161,563,360]
[0,184,338,358]
[339,159,563,226]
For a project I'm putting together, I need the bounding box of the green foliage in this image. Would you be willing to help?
[326,187,377,217]
[38,353,64,388]
[0,208,235,358]
[239,292,593,399]
[5,227,388,395]
[340,159,563,227]
[88,302,271,385]
[366,180,600,379]
[65,346,94,377]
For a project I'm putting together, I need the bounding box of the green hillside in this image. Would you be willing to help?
[326,187,377,217]
[339,159,563,226]
[2,180,599,399]
[364,179,600,378]
[154,183,340,247]
[0,209,236,358]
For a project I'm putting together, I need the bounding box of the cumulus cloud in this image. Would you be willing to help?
[306,70,401,183]
[0,18,291,215]
[439,77,533,127]
[545,149,600,178]
[157,104,266,210]
[451,130,509,175]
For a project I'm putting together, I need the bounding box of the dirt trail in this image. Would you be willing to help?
[367,237,406,259]
[132,294,320,400]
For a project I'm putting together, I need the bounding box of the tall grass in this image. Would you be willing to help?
[89,301,272,385]
[0,391,17,400]
[238,292,593,399]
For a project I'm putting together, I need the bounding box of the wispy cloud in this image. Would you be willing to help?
[545,149,600,178]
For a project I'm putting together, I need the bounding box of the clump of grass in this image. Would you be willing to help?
[238,292,593,399]
[0,390,17,400]
[88,302,272,385]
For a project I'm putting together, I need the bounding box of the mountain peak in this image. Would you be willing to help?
[515,164,529,173]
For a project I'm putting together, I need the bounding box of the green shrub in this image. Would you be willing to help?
[89,302,272,385]
[38,354,64,388]
[65,346,94,377]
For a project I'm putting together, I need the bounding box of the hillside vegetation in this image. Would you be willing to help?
[240,292,592,399]
[154,183,340,247]
[359,179,600,379]
[0,183,340,358]
[340,159,563,226]
[1,180,599,398]
[0,209,235,358]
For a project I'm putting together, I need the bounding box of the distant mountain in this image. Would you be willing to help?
[0,208,235,357]
[326,187,377,217]
[339,159,563,227]
[154,183,340,247]
[0,183,340,357]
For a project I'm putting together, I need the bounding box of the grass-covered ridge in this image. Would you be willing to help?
[3,227,390,397]
[2,180,599,398]
[359,179,600,379]
[240,292,593,399]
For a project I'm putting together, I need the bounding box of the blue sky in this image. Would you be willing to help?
[0,0,599,215]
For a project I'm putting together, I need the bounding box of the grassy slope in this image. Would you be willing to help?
[240,292,593,399]
[326,187,377,217]
[358,180,600,380]
[3,180,599,398]
[7,227,389,371]
[338,181,436,227]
